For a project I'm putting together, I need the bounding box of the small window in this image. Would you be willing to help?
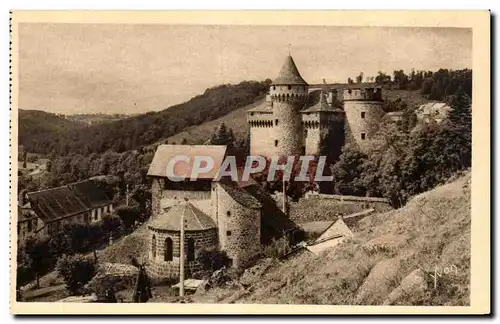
[288,85,292,90]
[304,129,308,137]
[212,187,216,191]
[152,235,157,259]
[250,112,254,116]
[227,211,231,217]
[361,133,366,140]
[273,86,276,90]
[226,230,232,237]
[187,238,195,261]
[361,112,366,119]
[164,237,173,261]
[275,119,278,126]
[274,140,278,147]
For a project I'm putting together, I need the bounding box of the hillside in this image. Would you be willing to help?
[18,110,85,153]
[196,172,471,305]
[155,97,265,146]
[18,80,269,155]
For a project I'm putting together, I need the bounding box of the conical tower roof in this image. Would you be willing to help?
[149,201,216,232]
[272,55,308,86]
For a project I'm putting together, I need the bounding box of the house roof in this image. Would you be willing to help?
[416,102,451,117]
[272,55,308,86]
[27,180,112,223]
[147,144,227,179]
[301,90,344,113]
[149,202,216,232]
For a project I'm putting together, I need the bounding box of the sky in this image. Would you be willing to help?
[18,24,472,115]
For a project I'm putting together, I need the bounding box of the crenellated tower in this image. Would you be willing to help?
[269,55,309,157]
[342,87,384,152]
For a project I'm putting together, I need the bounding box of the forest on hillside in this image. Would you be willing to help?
[19,80,270,156]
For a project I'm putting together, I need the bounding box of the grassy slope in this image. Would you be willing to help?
[201,172,470,305]
[151,96,265,146]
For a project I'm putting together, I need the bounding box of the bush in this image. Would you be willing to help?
[262,236,291,259]
[196,248,231,272]
[56,254,96,295]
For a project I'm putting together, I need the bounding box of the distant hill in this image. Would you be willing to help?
[18,80,270,155]
[65,113,132,126]
[18,110,85,154]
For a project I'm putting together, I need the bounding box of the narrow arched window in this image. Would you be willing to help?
[187,238,195,261]
[164,237,173,261]
[152,234,157,259]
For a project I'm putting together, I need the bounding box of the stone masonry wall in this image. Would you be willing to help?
[151,178,162,218]
[344,101,384,153]
[214,183,261,268]
[148,228,218,278]
[272,87,307,157]
[249,119,275,157]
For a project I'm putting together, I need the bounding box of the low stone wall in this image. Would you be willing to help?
[304,192,390,204]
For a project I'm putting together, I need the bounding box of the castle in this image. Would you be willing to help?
[247,55,385,158]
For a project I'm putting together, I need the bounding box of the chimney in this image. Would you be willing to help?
[326,89,337,106]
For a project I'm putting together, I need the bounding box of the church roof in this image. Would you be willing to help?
[301,90,344,113]
[149,202,216,232]
[272,55,308,86]
[147,145,227,179]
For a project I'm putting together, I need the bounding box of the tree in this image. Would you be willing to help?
[25,237,54,288]
[196,248,231,272]
[208,122,236,147]
[438,88,472,171]
[56,254,96,295]
[331,144,367,195]
[356,72,364,84]
[114,206,141,231]
[347,77,354,84]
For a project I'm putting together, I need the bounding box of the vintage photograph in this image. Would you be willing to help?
[9,11,490,314]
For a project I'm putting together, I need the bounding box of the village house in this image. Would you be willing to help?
[24,180,114,238]
[146,144,302,277]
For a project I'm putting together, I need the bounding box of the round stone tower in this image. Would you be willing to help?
[342,87,384,152]
[270,55,309,157]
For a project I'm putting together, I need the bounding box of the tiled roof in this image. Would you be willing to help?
[219,182,262,209]
[301,90,344,113]
[147,145,227,179]
[149,202,216,231]
[27,180,112,223]
[272,55,308,86]
[247,102,273,113]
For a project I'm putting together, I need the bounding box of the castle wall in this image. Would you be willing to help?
[304,119,322,155]
[248,114,275,157]
[270,85,308,157]
[151,178,211,218]
[151,178,163,218]
[344,101,384,152]
[302,112,345,159]
[214,183,261,268]
[148,228,218,278]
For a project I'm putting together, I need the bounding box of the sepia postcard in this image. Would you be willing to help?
[9,10,490,315]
